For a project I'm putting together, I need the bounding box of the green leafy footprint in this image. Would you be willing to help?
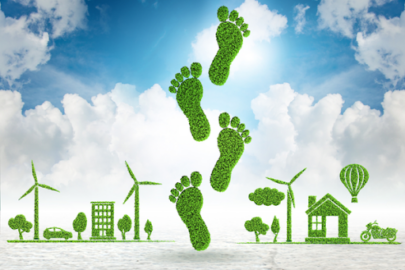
[210,112,252,192]
[169,171,211,251]
[209,6,250,86]
[169,63,210,142]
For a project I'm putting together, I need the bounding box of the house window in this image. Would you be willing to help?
[312,216,322,230]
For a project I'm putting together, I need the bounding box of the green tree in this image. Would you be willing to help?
[266,168,306,242]
[73,212,87,240]
[123,161,162,240]
[19,160,60,240]
[244,217,269,243]
[8,214,33,240]
[144,219,153,240]
[271,215,280,243]
[117,214,132,240]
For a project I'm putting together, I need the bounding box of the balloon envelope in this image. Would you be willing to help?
[339,164,369,203]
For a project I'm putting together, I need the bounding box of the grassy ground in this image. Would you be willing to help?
[7,240,175,243]
[238,241,401,244]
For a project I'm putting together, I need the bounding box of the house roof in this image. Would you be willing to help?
[305,193,351,216]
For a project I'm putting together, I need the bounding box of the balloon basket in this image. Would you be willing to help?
[351,198,358,203]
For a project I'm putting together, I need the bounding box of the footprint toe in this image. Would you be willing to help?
[219,112,230,128]
[190,62,202,78]
[190,171,202,187]
[217,6,229,22]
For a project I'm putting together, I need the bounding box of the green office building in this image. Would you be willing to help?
[90,201,116,240]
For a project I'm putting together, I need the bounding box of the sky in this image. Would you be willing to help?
[1,0,405,240]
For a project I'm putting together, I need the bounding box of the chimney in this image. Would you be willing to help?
[308,196,316,208]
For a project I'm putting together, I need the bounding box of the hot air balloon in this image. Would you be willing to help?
[339,164,369,203]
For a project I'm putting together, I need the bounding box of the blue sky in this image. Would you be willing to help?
[1,0,405,241]
[2,0,404,124]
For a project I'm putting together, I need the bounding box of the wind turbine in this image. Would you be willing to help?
[266,168,306,242]
[19,160,60,240]
[123,161,162,240]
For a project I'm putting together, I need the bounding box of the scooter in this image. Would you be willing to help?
[360,220,397,243]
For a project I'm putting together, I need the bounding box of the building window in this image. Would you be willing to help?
[312,216,322,230]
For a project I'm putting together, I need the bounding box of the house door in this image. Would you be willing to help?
[326,216,339,238]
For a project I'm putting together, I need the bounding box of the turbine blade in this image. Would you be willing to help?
[265,177,288,185]
[138,181,162,185]
[288,185,296,208]
[38,183,60,192]
[31,160,38,184]
[19,185,36,200]
[290,168,306,185]
[123,185,136,204]
[125,161,138,184]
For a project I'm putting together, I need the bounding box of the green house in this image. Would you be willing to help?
[305,193,351,244]
[90,201,116,241]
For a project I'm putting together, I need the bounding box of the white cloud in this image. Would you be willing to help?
[294,4,310,34]
[0,83,223,210]
[2,81,405,219]
[247,83,405,202]
[317,0,376,39]
[0,0,88,86]
[248,83,343,185]
[317,0,405,85]
[189,0,287,79]
[353,10,405,84]
[0,6,51,86]
[15,0,88,38]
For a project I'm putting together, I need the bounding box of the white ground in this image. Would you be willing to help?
[1,211,404,269]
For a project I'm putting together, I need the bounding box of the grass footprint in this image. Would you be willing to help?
[210,112,252,192]
[169,171,211,251]
[209,6,250,86]
[169,63,210,142]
